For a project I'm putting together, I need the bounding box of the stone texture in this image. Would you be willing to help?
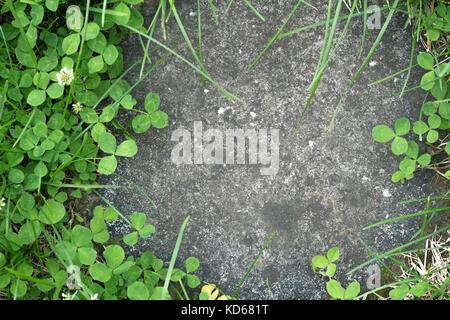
[96,0,435,299]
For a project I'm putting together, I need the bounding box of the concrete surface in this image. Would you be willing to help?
[96,0,435,299]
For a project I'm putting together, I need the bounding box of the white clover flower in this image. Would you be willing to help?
[72,102,84,114]
[90,293,98,300]
[56,67,74,86]
[0,197,5,210]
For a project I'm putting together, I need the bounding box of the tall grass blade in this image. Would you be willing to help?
[232,231,276,298]
[120,24,240,102]
[60,148,158,208]
[328,0,400,131]
[363,206,450,230]
[242,0,265,22]
[198,0,205,86]
[249,0,305,70]
[161,0,167,40]
[296,0,350,132]
[138,2,162,79]
[274,5,392,41]
[11,108,35,149]
[161,216,190,300]
[46,183,130,189]
[358,0,367,58]
[93,190,132,226]
[171,5,209,82]
[5,268,56,288]
[399,19,418,97]
[311,0,358,87]
[101,0,107,27]
[308,0,333,90]
[368,64,418,86]
[418,197,430,251]
[206,0,219,24]
[0,25,12,65]
[398,195,450,204]
[225,0,234,14]
[347,224,449,275]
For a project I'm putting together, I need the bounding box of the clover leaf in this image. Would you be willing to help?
[132,93,168,133]
[372,119,410,155]
[124,212,155,246]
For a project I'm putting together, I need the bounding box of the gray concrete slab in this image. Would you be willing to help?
[96,0,434,299]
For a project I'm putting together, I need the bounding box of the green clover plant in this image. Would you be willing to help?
[372,52,449,183]
[311,247,361,300]
[0,0,200,301]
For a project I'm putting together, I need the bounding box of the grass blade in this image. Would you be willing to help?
[93,190,132,226]
[5,268,56,288]
[101,0,107,27]
[363,206,450,230]
[232,231,276,298]
[11,108,35,149]
[242,0,265,22]
[138,2,162,79]
[399,16,418,97]
[369,64,418,86]
[225,0,234,14]
[0,24,12,65]
[398,195,450,204]
[308,0,333,90]
[249,0,305,70]
[79,6,127,17]
[46,183,131,189]
[347,224,450,275]
[198,0,205,86]
[309,0,358,89]
[358,0,368,58]
[206,0,219,24]
[296,0,353,132]
[273,5,392,41]
[171,4,209,82]
[161,216,190,300]
[328,0,400,131]
[161,0,167,40]
[120,23,240,102]
[60,148,158,208]
[418,197,430,251]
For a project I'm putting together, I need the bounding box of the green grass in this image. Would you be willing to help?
[161,216,190,300]
[232,231,276,299]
